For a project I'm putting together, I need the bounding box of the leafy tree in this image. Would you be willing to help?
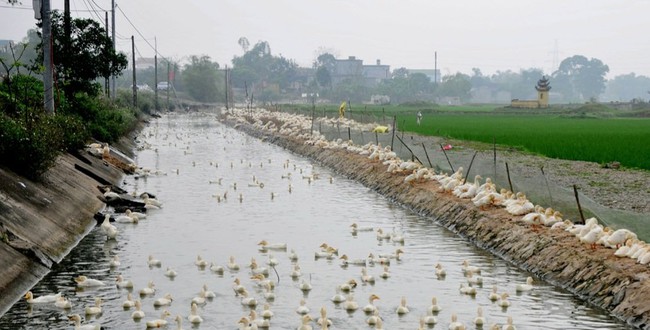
[314,53,336,89]
[0,29,40,77]
[437,73,471,102]
[603,73,650,102]
[392,67,409,79]
[315,66,331,88]
[182,55,222,102]
[553,55,609,101]
[37,10,127,99]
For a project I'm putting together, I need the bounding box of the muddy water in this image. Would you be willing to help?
[0,112,631,329]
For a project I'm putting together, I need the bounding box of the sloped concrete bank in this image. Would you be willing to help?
[0,133,138,317]
[231,120,650,329]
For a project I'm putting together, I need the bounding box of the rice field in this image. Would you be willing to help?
[280,103,650,170]
[399,114,650,170]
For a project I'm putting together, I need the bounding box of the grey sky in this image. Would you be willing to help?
[2,0,649,77]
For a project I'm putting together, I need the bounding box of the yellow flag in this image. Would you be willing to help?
[339,101,346,118]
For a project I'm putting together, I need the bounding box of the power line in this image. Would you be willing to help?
[115,4,168,61]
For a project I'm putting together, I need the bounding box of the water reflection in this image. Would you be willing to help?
[0,112,632,329]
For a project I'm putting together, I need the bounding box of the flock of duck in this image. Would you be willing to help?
[235,107,647,263]
[14,109,640,330]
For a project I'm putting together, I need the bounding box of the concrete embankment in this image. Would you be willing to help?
[0,132,138,317]
[231,118,650,329]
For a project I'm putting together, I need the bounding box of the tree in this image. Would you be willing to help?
[182,55,221,102]
[313,52,336,89]
[392,67,409,79]
[553,55,609,101]
[437,73,471,102]
[38,10,127,99]
[603,73,650,102]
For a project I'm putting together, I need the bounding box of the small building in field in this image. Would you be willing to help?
[511,76,551,108]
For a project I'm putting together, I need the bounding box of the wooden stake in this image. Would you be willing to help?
[573,184,586,225]
[440,144,454,172]
[347,127,351,141]
[375,131,379,145]
[540,166,554,205]
[396,134,423,165]
[422,143,433,168]
[390,115,396,150]
[463,151,478,184]
[505,162,513,192]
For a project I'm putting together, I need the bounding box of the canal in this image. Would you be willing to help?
[0,111,631,329]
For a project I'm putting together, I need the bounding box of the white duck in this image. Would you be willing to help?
[84,297,102,315]
[429,296,442,313]
[343,294,359,311]
[54,295,72,309]
[362,294,380,314]
[100,214,118,239]
[131,300,145,319]
[261,303,274,319]
[24,291,61,304]
[297,315,313,330]
[195,255,208,268]
[188,302,203,324]
[122,293,135,308]
[379,265,391,279]
[228,256,241,271]
[396,296,409,314]
[153,293,173,306]
[139,280,156,296]
[361,267,376,284]
[210,262,225,274]
[497,293,511,308]
[515,276,534,292]
[258,240,287,250]
[68,314,101,330]
[109,255,121,268]
[115,274,133,289]
[164,267,178,278]
[435,263,447,278]
[296,298,311,314]
[75,275,105,287]
[317,306,332,327]
[330,287,346,303]
[423,309,438,325]
[448,313,465,330]
[474,306,486,326]
[146,310,171,328]
[240,289,257,307]
[147,255,162,267]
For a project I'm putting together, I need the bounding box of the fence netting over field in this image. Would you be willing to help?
[249,106,650,242]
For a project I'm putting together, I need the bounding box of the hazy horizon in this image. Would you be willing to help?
[2,0,649,78]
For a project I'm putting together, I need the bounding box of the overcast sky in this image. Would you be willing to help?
[2,0,649,78]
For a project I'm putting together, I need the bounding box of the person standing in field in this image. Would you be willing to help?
[417,111,422,126]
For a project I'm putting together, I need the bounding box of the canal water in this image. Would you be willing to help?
[0,111,631,329]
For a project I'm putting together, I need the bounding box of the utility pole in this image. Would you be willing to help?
[166,61,170,109]
[434,51,438,85]
[42,0,54,113]
[225,65,229,111]
[154,37,158,111]
[104,11,109,97]
[111,0,116,99]
[131,36,136,107]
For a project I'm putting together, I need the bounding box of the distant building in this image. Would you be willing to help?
[510,76,551,108]
[332,56,390,88]
[362,59,390,87]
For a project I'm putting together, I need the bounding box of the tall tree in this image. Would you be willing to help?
[182,55,221,102]
[438,73,472,102]
[553,55,609,101]
[38,10,127,98]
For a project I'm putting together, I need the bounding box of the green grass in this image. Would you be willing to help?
[278,102,650,170]
[400,114,650,170]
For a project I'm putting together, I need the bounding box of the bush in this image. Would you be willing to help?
[0,109,66,179]
[64,92,137,142]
